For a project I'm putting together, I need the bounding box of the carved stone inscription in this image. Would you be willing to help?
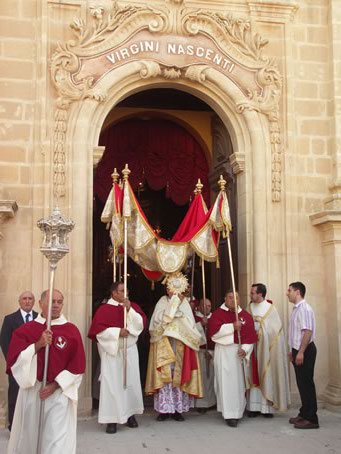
[74,31,261,97]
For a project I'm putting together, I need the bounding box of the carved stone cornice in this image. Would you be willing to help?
[0,200,18,219]
[247,1,299,23]
[0,200,18,240]
[50,1,283,201]
[229,152,246,175]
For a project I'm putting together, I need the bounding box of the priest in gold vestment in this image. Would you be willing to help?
[145,273,203,421]
[247,283,290,417]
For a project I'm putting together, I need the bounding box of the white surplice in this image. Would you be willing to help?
[212,305,253,419]
[97,299,144,424]
[7,314,83,454]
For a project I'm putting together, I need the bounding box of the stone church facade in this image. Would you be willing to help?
[0,0,340,424]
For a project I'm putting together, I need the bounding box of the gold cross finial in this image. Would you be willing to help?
[195,178,204,194]
[122,164,131,181]
[111,168,119,184]
[218,174,227,191]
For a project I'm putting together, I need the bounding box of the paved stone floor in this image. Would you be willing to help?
[1,407,340,454]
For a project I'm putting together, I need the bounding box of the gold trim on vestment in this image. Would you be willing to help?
[249,303,290,411]
[145,337,203,398]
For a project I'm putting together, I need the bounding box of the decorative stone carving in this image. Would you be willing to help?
[50,1,283,200]
[0,200,18,240]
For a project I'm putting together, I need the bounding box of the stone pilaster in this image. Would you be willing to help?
[0,200,18,427]
[310,197,341,411]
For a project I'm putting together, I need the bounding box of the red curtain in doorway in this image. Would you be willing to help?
[94,118,210,206]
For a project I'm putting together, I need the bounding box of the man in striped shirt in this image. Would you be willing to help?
[287,281,319,429]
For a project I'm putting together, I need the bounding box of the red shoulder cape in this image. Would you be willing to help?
[87,301,147,340]
[207,307,257,345]
[7,320,86,382]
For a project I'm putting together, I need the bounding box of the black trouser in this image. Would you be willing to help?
[292,342,318,424]
[8,374,19,430]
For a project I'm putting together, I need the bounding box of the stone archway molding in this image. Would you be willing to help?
[50,0,283,201]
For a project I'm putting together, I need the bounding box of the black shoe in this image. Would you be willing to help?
[197,408,207,414]
[127,415,138,428]
[263,413,274,418]
[226,419,238,427]
[248,411,260,418]
[157,413,169,421]
[106,423,117,434]
[172,411,185,421]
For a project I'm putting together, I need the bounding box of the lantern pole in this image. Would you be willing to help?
[36,207,74,454]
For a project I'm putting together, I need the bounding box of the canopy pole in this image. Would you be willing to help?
[217,175,247,388]
[122,164,131,389]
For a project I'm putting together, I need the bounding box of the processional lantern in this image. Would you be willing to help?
[36,206,74,454]
[37,206,75,267]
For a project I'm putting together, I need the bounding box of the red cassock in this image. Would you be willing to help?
[88,302,147,340]
[6,320,86,382]
[207,307,258,345]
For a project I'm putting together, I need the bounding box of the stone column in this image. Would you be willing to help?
[309,0,341,412]
[310,197,341,412]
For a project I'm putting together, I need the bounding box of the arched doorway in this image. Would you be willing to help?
[64,65,270,415]
[91,88,238,403]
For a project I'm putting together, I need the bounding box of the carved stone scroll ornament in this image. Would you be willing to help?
[50,2,283,201]
[182,10,283,202]
[50,2,168,198]
[139,61,209,82]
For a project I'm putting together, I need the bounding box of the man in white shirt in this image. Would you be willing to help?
[287,281,319,429]
[0,291,37,430]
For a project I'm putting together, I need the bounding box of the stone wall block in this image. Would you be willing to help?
[0,81,34,100]
[0,102,24,120]
[0,1,20,17]
[0,19,35,39]
[4,186,31,205]
[1,59,34,80]
[312,138,326,155]
[301,119,331,136]
[0,145,25,162]
[299,45,328,63]
[20,0,37,18]
[2,40,35,60]
[295,100,326,116]
[315,158,332,175]
[0,165,19,183]
[307,26,329,44]
[294,82,319,98]
[0,123,31,141]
